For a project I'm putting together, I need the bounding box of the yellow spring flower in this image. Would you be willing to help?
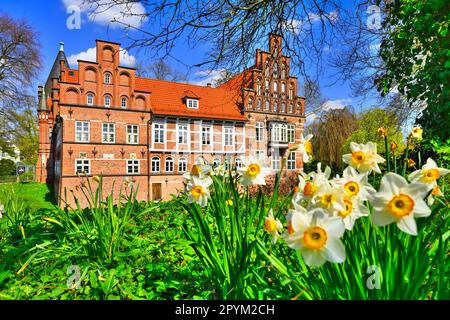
[409,158,450,191]
[342,142,386,174]
[225,199,233,206]
[377,127,387,138]
[93,175,101,183]
[264,209,283,244]
[410,127,423,140]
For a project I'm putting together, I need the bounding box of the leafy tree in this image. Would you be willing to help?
[308,107,358,168]
[376,0,450,140]
[342,108,405,157]
[0,159,15,176]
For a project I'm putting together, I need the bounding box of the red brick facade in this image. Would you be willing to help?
[37,34,306,207]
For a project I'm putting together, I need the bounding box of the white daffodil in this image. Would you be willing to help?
[237,156,272,186]
[285,203,312,236]
[337,196,369,230]
[342,142,386,174]
[427,185,444,206]
[186,177,212,207]
[409,158,450,191]
[212,164,226,176]
[0,203,3,219]
[296,133,313,163]
[311,182,346,215]
[264,209,283,244]
[183,158,213,181]
[285,208,346,268]
[336,166,376,201]
[292,164,329,207]
[371,173,431,236]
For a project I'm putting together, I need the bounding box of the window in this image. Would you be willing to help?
[104,95,111,107]
[126,125,139,144]
[281,64,286,79]
[255,122,264,141]
[274,102,278,113]
[272,156,280,170]
[287,124,295,143]
[104,72,111,84]
[265,61,270,77]
[281,82,286,93]
[235,158,242,168]
[248,97,253,109]
[265,80,269,94]
[87,93,94,106]
[289,104,294,113]
[289,84,294,99]
[127,160,139,174]
[281,125,287,142]
[102,123,115,143]
[151,157,160,172]
[154,123,165,143]
[273,82,278,92]
[257,99,261,110]
[272,124,280,141]
[178,123,188,144]
[187,99,199,109]
[121,97,127,108]
[75,159,90,174]
[273,63,278,78]
[165,157,174,172]
[255,150,265,160]
[287,152,296,170]
[281,103,286,113]
[178,158,187,172]
[224,126,233,146]
[213,158,221,167]
[265,100,270,111]
[256,81,261,95]
[75,121,89,142]
[202,126,211,145]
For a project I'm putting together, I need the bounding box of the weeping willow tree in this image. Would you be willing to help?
[308,107,358,168]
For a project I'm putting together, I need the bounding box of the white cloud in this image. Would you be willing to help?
[67,46,136,68]
[62,0,147,29]
[192,69,226,86]
[320,98,352,111]
[284,10,339,34]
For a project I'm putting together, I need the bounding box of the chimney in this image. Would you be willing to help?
[207,83,212,87]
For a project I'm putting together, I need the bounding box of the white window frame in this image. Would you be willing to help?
[87,93,94,106]
[151,157,160,172]
[287,152,296,170]
[287,124,295,143]
[213,158,221,167]
[202,125,212,145]
[126,124,139,144]
[75,159,90,175]
[224,126,233,146]
[255,150,265,160]
[273,102,278,112]
[255,122,264,142]
[154,123,165,143]
[177,123,188,144]
[104,95,111,107]
[272,123,280,141]
[281,124,287,142]
[272,156,281,170]
[165,157,174,172]
[281,103,286,113]
[187,99,199,109]
[121,97,127,108]
[104,72,111,84]
[75,121,90,142]
[265,100,270,111]
[102,123,115,143]
[178,158,187,172]
[126,159,140,174]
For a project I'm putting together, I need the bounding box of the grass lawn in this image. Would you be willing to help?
[0,182,57,210]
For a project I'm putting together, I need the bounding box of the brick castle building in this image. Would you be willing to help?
[37,34,306,206]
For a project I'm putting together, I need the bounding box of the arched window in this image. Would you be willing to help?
[265,79,269,94]
[248,97,253,109]
[165,157,174,172]
[273,124,280,141]
[289,103,294,113]
[104,95,111,107]
[265,61,270,77]
[121,97,127,108]
[104,72,112,84]
[281,63,286,79]
[86,93,94,106]
[281,103,286,113]
[281,82,286,93]
[178,158,187,172]
[273,102,278,113]
[257,99,261,110]
[151,157,160,172]
[256,79,261,95]
[273,62,278,78]
[273,82,278,92]
[289,84,294,99]
[265,100,270,111]
[281,124,287,142]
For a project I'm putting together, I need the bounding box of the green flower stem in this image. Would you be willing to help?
[384,136,391,172]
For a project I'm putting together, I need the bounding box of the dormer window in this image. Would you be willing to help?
[187,98,199,109]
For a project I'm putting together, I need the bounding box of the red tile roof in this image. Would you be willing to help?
[135,78,247,121]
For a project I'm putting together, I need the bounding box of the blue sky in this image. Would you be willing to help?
[1,0,379,118]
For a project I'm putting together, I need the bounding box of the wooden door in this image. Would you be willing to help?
[152,183,162,201]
